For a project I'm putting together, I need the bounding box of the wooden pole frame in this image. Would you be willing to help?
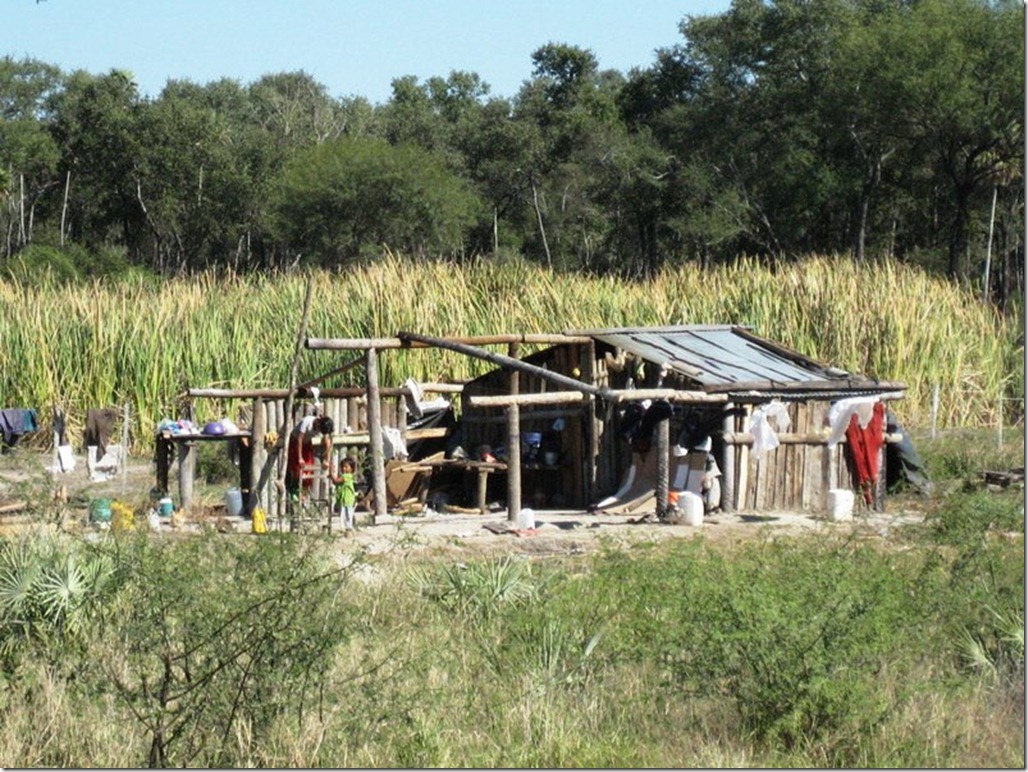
[507,341,520,522]
[366,347,387,525]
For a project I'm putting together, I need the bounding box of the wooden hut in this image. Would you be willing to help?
[460,325,906,515]
[164,326,905,527]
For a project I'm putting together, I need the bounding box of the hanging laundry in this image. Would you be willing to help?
[827,396,879,448]
[85,408,120,459]
[747,401,791,460]
[845,401,886,506]
[0,408,38,447]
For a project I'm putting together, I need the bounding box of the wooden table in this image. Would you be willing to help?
[156,431,253,511]
[390,458,509,513]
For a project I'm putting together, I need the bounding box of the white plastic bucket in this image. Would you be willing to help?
[680,491,704,526]
[517,507,536,530]
[827,489,854,521]
[224,488,244,517]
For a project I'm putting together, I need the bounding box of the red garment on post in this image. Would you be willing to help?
[845,401,885,505]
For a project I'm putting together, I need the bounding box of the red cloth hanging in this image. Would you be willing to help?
[845,401,886,505]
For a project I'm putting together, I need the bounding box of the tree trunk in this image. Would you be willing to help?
[982,184,997,303]
[60,170,70,247]
[855,195,869,262]
[947,184,972,279]
[532,181,552,268]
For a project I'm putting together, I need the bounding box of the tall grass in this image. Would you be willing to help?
[0,255,1020,444]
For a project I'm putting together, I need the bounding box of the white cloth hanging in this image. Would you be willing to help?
[826,396,880,448]
[747,401,791,460]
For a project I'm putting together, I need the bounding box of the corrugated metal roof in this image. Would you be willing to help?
[567,325,897,393]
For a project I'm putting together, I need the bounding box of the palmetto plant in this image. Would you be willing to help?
[407,555,538,618]
[957,606,1025,682]
[0,531,116,657]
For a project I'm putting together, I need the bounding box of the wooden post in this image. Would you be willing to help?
[585,340,599,503]
[721,402,736,513]
[179,440,195,509]
[737,405,751,509]
[507,342,520,522]
[507,404,521,521]
[279,276,314,531]
[399,393,409,454]
[821,439,836,513]
[238,437,253,517]
[476,469,490,513]
[156,436,169,494]
[656,416,669,519]
[874,441,886,512]
[366,347,387,524]
[250,398,264,515]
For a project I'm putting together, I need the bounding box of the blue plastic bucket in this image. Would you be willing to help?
[158,497,174,517]
[224,488,243,517]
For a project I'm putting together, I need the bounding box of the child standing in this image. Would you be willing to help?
[332,456,358,534]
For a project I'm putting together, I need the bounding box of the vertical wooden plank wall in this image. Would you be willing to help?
[737,400,863,514]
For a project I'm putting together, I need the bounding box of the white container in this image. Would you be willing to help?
[224,488,244,517]
[827,488,854,521]
[517,507,536,529]
[679,491,704,526]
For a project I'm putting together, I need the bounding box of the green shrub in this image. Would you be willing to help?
[2,244,81,285]
[87,532,359,768]
[926,490,1024,544]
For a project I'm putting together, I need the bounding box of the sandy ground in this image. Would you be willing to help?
[307,505,927,563]
[0,447,928,562]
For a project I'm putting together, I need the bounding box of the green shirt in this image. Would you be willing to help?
[335,472,356,507]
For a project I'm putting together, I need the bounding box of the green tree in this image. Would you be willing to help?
[881,0,1023,278]
[270,137,481,264]
[0,56,63,255]
[48,69,147,258]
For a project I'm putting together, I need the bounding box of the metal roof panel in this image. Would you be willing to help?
[585,326,853,389]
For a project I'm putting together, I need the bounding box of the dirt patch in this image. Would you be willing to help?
[0,448,926,559]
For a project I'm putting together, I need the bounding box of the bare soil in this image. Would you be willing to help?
[0,447,929,562]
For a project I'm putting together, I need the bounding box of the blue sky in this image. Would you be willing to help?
[5,1,730,104]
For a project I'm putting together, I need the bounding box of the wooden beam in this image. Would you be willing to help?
[306,333,592,351]
[469,391,591,408]
[186,383,462,399]
[723,431,903,446]
[321,426,449,446]
[397,331,610,398]
[604,389,728,404]
[466,388,727,408]
[299,354,364,389]
[307,337,419,351]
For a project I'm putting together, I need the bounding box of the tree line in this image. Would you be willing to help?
[0,0,1022,306]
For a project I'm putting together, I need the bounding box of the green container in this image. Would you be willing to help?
[89,498,112,523]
